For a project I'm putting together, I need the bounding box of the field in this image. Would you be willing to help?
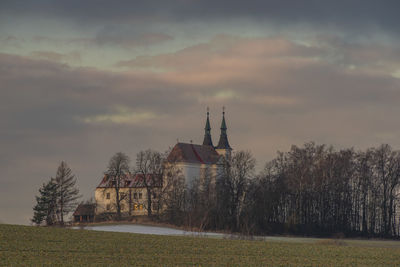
[1,224,400,266]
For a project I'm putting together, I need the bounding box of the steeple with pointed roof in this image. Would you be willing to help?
[216,107,232,159]
[202,107,214,147]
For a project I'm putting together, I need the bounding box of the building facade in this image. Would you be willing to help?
[166,109,232,185]
[94,109,232,217]
[95,173,162,216]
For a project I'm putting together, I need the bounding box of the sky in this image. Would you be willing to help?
[1,0,400,225]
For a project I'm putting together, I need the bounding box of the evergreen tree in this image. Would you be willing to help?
[32,179,57,225]
[54,161,80,225]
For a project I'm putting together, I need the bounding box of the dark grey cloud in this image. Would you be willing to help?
[1,0,400,35]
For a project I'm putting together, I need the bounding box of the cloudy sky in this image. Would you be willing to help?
[1,0,400,224]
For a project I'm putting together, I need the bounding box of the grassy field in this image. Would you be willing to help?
[1,224,400,266]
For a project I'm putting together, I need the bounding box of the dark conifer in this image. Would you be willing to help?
[32,180,57,225]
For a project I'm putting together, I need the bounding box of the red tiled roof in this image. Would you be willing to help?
[167,143,221,164]
[97,173,162,188]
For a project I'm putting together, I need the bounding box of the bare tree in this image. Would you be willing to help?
[372,145,400,236]
[134,149,163,217]
[106,152,130,220]
[218,151,256,231]
[186,167,217,231]
[161,161,187,224]
[54,161,80,225]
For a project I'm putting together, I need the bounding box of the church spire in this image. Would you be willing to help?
[216,106,231,150]
[202,107,214,146]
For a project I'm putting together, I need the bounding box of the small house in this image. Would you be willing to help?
[73,203,95,223]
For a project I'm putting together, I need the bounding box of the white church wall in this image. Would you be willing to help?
[175,162,222,187]
[176,162,201,187]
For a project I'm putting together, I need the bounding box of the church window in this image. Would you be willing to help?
[134,193,138,199]
[139,193,142,199]
[106,193,110,199]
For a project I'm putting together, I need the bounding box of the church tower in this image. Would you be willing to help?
[215,107,232,159]
[202,107,213,147]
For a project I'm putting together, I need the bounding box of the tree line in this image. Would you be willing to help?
[165,143,400,238]
[32,143,400,238]
[247,143,400,237]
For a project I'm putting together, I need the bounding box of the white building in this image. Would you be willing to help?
[95,173,162,216]
[166,109,232,185]
[95,109,232,216]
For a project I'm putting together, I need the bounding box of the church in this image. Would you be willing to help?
[166,108,232,185]
[94,108,232,217]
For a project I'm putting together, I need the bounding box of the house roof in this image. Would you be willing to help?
[167,143,221,164]
[97,173,162,188]
[73,204,95,216]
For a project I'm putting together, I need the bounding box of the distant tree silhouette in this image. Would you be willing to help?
[134,150,164,217]
[32,179,57,225]
[55,161,80,225]
[32,161,80,226]
[106,152,130,220]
